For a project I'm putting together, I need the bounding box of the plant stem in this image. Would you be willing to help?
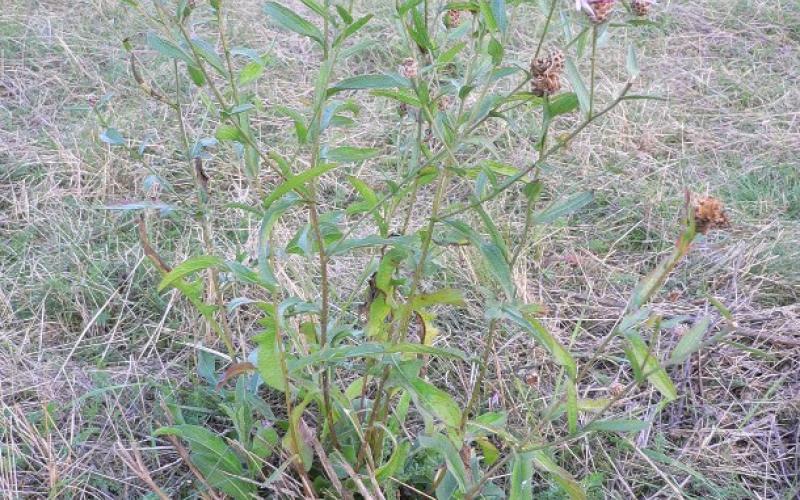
[172,61,238,360]
[589,24,598,117]
[460,319,497,431]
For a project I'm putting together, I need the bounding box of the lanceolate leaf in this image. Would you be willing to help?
[509,451,534,500]
[530,450,587,500]
[146,32,193,66]
[262,163,337,209]
[258,194,300,286]
[669,317,711,365]
[500,305,577,378]
[586,418,649,433]
[328,74,410,95]
[565,59,590,116]
[255,327,287,391]
[323,146,380,162]
[158,255,224,292]
[154,425,255,499]
[624,330,677,401]
[407,377,462,428]
[418,434,469,492]
[263,2,324,46]
[533,191,593,224]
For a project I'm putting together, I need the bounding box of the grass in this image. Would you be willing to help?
[1,0,799,498]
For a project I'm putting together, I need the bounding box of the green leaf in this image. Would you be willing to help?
[418,434,469,492]
[411,289,465,309]
[215,124,243,142]
[530,450,587,500]
[100,128,124,145]
[158,255,224,292]
[370,88,422,107]
[566,382,578,433]
[238,61,264,85]
[146,32,193,66]
[323,146,380,162]
[509,451,534,500]
[437,41,467,64]
[258,195,299,287]
[479,0,498,32]
[190,37,226,75]
[262,163,337,209]
[407,378,462,428]
[564,59,590,116]
[376,440,410,481]
[490,0,508,33]
[154,425,254,499]
[669,317,710,365]
[624,330,677,401]
[274,106,308,143]
[187,64,206,86]
[445,220,515,298]
[586,418,649,433]
[626,43,640,80]
[329,74,409,95]
[500,305,577,378]
[255,327,287,391]
[263,2,323,46]
[533,191,593,224]
[334,14,373,46]
[548,92,579,116]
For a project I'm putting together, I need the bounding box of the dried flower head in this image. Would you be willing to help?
[444,9,462,28]
[583,0,615,24]
[530,48,565,97]
[631,0,652,16]
[693,196,729,234]
[609,381,625,397]
[400,58,418,79]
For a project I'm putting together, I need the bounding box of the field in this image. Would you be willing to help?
[1,0,799,498]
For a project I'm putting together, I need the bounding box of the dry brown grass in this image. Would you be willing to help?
[1,0,799,498]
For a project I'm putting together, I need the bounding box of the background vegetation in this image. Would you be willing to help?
[1,0,798,498]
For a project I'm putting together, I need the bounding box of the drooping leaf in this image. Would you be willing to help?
[154,425,254,499]
[190,37,226,75]
[146,32,193,66]
[499,305,576,378]
[530,450,587,500]
[376,440,410,481]
[564,59,590,116]
[263,2,324,45]
[407,378,462,428]
[418,434,469,492]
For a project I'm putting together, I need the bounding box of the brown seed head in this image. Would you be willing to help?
[400,58,418,79]
[585,0,615,24]
[444,9,462,28]
[693,196,729,234]
[609,381,625,397]
[530,48,564,96]
[631,0,652,16]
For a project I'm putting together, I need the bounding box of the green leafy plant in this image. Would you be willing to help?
[113,0,728,497]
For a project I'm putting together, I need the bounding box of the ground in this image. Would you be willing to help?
[1,0,798,498]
